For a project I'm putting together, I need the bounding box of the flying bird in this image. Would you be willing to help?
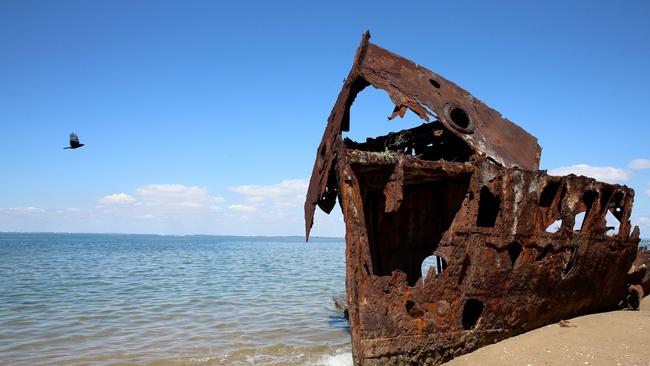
[64,133,85,149]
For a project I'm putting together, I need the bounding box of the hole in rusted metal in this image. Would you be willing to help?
[477,186,500,227]
[538,182,566,233]
[340,76,371,133]
[421,254,448,281]
[605,211,621,236]
[508,242,523,268]
[599,189,614,211]
[360,172,471,286]
[450,107,470,128]
[429,78,441,88]
[545,219,562,233]
[405,300,424,318]
[539,182,560,207]
[576,190,598,232]
[406,300,415,311]
[610,192,625,218]
[443,105,475,134]
[536,244,553,261]
[345,86,422,142]
[603,191,624,236]
[583,190,598,209]
[573,211,585,231]
[462,299,484,330]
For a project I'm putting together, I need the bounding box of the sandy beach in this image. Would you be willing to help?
[443,297,650,366]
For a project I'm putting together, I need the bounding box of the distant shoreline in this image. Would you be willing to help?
[0,231,345,240]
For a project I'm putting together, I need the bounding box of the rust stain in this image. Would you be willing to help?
[305,32,642,365]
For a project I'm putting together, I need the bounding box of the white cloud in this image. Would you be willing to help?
[135,184,224,206]
[230,179,307,208]
[2,206,45,214]
[548,164,633,184]
[628,159,650,170]
[228,204,258,212]
[230,179,307,198]
[99,193,137,205]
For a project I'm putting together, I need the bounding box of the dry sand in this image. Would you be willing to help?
[442,297,650,366]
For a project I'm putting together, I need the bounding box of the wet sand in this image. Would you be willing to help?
[443,297,650,366]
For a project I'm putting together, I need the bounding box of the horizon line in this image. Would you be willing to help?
[0,231,343,240]
[0,231,646,242]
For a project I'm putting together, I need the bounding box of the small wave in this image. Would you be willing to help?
[306,352,352,366]
[182,356,219,364]
[244,352,305,365]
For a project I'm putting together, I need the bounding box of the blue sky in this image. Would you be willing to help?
[1,0,649,236]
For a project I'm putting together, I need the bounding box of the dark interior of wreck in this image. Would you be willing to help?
[342,82,478,286]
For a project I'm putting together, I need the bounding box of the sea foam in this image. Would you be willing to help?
[308,352,352,366]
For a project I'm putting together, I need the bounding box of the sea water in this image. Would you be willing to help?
[2,234,648,365]
[0,233,352,365]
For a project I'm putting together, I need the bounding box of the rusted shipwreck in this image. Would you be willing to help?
[305,32,645,366]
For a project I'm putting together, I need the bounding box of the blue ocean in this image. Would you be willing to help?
[0,234,351,365]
